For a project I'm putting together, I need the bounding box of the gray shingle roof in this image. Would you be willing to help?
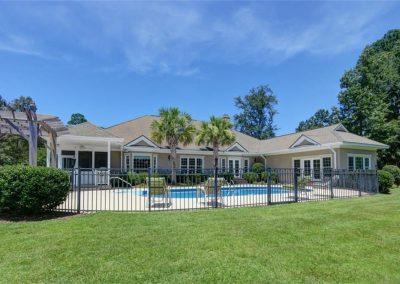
[67,122,118,138]
[65,116,388,153]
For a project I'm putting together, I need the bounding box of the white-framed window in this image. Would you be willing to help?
[132,155,151,171]
[292,155,333,180]
[153,156,157,170]
[243,159,249,173]
[348,154,371,171]
[124,154,131,171]
[180,156,203,174]
[219,158,226,172]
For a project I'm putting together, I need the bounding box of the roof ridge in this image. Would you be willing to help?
[262,123,341,141]
[106,115,159,129]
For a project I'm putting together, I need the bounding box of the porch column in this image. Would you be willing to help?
[107,140,111,169]
[46,146,51,167]
[57,148,62,169]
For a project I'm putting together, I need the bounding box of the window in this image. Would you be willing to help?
[244,159,249,173]
[294,159,301,176]
[348,156,354,171]
[364,157,370,170]
[153,156,157,170]
[228,160,234,173]
[180,157,203,174]
[313,159,321,179]
[133,155,151,171]
[220,158,226,172]
[125,154,130,171]
[348,154,371,171]
[304,160,311,176]
[323,157,332,177]
[78,151,92,168]
[95,152,107,168]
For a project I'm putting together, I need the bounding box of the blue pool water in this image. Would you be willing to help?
[134,186,290,198]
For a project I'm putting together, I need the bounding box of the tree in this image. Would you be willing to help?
[0,95,7,110]
[338,29,400,166]
[8,96,35,111]
[196,116,236,168]
[67,113,87,125]
[0,95,46,167]
[296,107,341,132]
[234,85,278,139]
[151,107,196,184]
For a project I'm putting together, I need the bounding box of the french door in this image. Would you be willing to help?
[301,159,321,180]
[228,158,241,177]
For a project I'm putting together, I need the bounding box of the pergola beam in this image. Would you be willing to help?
[0,109,68,167]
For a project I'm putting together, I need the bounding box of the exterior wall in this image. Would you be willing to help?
[265,150,335,169]
[337,148,377,170]
[111,151,121,169]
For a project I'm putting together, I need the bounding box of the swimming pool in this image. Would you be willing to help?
[132,186,291,198]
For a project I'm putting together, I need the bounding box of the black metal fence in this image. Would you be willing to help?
[56,168,379,213]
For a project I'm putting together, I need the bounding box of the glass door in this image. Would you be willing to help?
[228,158,241,177]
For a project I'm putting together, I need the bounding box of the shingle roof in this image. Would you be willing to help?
[66,116,388,153]
[106,115,261,152]
[258,124,387,153]
[67,122,118,138]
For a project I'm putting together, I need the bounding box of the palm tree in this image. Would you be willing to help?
[151,107,196,184]
[196,116,236,169]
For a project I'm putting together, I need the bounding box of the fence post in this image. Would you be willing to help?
[358,171,362,197]
[375,170,379,193]
[294,169,298,203]
[330,168,334,199]
[148,167,151,211]
[77,168,81,214]
[214,166,218,208]
[267,168,272,205]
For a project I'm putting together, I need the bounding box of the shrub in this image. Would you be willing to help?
[298,176,311,189]
[127,172,148,185]
[0,166,70,214]
[251,163,265,174]
[218,172,234,182]
[260,171,279,184]
[243,172,258,184]
[382,165,400,185]
[377,170,394,194]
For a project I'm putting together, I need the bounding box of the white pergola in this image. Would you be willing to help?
[0,106,68,167]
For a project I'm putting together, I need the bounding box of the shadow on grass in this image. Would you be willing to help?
[0,211,81,223]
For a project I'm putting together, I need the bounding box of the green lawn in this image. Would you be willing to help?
[1,189,400,283]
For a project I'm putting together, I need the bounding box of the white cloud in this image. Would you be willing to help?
[0,2,395,75]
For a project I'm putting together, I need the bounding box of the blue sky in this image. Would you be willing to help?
[0,1,399,135]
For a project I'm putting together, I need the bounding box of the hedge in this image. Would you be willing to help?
[382,165,400,186]
[0,166,70,214]
[377,170,394,194]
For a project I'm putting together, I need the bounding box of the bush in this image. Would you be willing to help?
[127,172,148,185]
[298,176,311,189]
[260,171,279,184]
[377,170,394,194]
[0,166,70,214]
[243,172,258,184]
[382,165,400,185]
[251,163,265,174]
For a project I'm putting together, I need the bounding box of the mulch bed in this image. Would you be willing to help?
[0,211,83,223]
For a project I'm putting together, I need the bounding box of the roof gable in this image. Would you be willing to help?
[289,135,320,149]
[125,135,159,148]
[225,142,248,153]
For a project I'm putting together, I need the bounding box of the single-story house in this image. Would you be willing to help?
[50,115,388,181]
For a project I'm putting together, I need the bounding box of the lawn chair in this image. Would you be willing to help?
[146,177,171,208]
[197,177,228,206]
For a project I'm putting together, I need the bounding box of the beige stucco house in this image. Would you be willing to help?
[52,115,388,180]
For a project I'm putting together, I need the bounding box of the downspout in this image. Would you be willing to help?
[328,147,337,169]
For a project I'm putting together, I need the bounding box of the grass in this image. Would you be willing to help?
[1,189,400,283]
